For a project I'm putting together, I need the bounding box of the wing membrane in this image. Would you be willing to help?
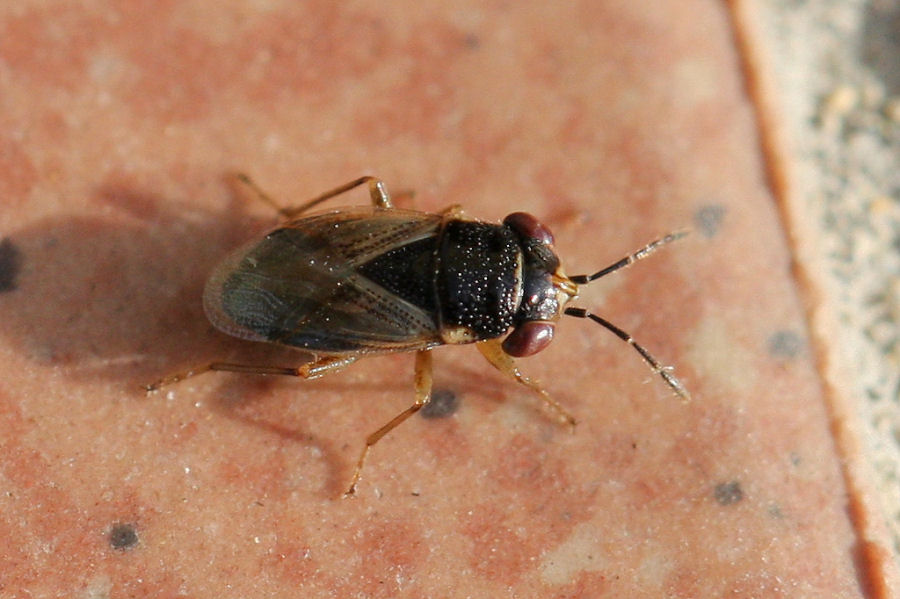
[203,208,444,354]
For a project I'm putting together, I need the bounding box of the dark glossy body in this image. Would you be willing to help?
[203,207,568,358]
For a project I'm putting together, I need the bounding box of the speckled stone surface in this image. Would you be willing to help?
[753,0,900,581]
[0,2,891,597]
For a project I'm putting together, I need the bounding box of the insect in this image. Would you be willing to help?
[147,175,690,496]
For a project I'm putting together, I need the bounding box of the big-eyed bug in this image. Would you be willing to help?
[147,175,689,496]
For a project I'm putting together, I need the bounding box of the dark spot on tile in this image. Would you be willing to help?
[421,388,459,419]
[109,522,139,550]
[714,480,743,506]
[693,205,726,238]
[768,330,804,358]
[0,238,22,292]
[862,2,900,95]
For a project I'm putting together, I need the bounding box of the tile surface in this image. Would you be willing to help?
[0,1,884,597]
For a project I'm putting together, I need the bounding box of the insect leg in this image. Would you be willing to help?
[476,339,576,427]
[344,350,433,497]
[233,173,393,220]
[144,355,359,391]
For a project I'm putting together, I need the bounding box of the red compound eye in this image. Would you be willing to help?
[503,212,555,246]
[502,321,555,357]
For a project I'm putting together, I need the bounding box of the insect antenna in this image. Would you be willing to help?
[569,231,687,284]
[564,231,690,400]
[564,307,691,401]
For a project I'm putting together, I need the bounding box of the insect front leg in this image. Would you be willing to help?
[233,173,394,220]
[144,355,359,391]
[344,350,434,497]
[476,338,576,427]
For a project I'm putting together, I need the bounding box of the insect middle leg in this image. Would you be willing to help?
[144,355,359,391]
[476,339,576,426]
[234,173,393,219]
[344,349,434,497]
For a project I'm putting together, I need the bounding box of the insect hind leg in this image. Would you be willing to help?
[344,350,434,497]
[144,355,359,392]
[232,173,394,220]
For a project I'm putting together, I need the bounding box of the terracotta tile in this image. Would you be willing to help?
[0,1,891,597]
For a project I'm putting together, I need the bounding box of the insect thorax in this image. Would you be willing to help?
[436,220,521,341]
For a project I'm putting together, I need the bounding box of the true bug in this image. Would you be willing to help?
[147,175,689,496]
